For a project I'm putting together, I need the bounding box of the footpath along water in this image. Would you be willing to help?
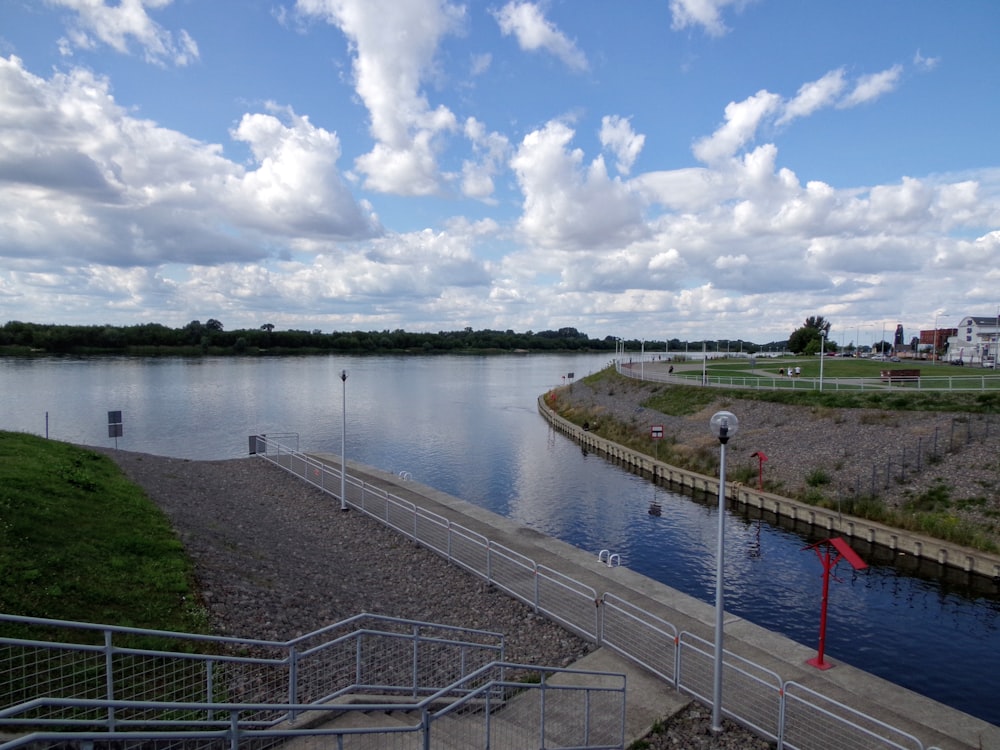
[1,353,998,726]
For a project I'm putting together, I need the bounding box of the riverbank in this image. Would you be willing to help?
[92,447,772,749]
[545,366,1000,559]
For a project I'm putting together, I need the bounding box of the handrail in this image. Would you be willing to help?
[249,434,975,750]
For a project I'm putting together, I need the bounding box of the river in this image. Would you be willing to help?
[1,352,997,726]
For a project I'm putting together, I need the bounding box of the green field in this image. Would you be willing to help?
[0,432,208,638]
[663,356,1000,397]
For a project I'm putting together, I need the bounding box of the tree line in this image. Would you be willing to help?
[0,320,787,357]
[0,320,608,355]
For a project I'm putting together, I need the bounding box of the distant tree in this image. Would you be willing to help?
[788,315,832,354]
[261,323,275,332]
[205,319,224,332]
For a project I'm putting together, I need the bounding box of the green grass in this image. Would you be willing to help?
[639,376,1000,414]
[665,356,1000,394]
[0,431,209,639]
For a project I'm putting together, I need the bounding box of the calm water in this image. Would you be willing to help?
[2,354,998,726]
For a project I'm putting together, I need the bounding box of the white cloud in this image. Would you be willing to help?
[0,55,377,272]
[599,115,645,176]
[48,0,199,66]
[777,69,846,125]
[510,120,646,251]
[913,50,941,71]
[692,90,782,165]
[461,117,511,201]
[296,0,464,195]
[714,253,750,270]
[493,1,588,72]
[694,64,907,167]
[840,64,903,108]
[668,0,749,37]
[229,105,380,238]
[470,53,492,76]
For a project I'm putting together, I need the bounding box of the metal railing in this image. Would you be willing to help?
[1,613,626,749]
[253,435,953,750]
[617,359,1000,392]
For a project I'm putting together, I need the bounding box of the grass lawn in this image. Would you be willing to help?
[0,431,208,639]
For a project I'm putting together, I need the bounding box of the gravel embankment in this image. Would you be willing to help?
[95,447,770,748]
[554,368,1000,545]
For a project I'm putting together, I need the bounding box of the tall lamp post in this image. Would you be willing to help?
[818,331,826,391]
[709,410,739,733]
[933,311,946,364]
[340,369,348,512]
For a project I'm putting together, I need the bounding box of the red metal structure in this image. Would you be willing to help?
[803,537,868,670]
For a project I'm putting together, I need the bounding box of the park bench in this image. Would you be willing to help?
[880,368,920,382]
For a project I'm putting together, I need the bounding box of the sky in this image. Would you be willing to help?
[1,0,998,346]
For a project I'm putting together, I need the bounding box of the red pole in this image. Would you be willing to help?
[807,546,841,670]
[804,537,866,670]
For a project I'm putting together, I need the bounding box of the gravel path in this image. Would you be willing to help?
[94,447,769,748]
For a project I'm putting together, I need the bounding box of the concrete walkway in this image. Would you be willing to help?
[313,454,1000,750]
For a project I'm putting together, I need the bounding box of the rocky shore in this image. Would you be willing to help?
[551,367,1000,551]
[95,446,771,748]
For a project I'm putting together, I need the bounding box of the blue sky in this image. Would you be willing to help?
[1,0,998,345]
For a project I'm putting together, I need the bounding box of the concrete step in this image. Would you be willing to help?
[282,708,424,750]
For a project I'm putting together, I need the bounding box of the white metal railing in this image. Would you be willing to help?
[678,630,783,742]
[252,434,954,750]
[781,681,924,750]
[1,614,625,749]
[617,359,1000,392]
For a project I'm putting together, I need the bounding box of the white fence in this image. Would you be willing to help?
[253,435,942,750]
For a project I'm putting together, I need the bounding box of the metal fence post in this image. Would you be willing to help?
[538,674,547,749]
[103,629,116,730]
[206,661,215,720]
[287,644,299,721]
[412,624,420,698]
[229,709,240,750]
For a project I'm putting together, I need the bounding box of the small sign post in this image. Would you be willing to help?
[650,424,664,460]
[107,410,123,449]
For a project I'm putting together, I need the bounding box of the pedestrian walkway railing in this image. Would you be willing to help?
[617,359,1000,392]
[252,434,944,750]
[0,612,625,749]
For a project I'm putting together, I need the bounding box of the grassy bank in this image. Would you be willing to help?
[548,368,1000,554]
[0,431,208,638]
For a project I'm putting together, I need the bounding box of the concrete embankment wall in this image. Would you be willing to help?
[537,395,1000,581]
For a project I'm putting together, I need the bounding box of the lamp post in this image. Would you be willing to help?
[709,410,739,733]
[933,311,946,364]
[819,331,826,391]
[340,369,348,512]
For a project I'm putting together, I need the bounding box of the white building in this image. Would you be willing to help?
[947,315,1000,365]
